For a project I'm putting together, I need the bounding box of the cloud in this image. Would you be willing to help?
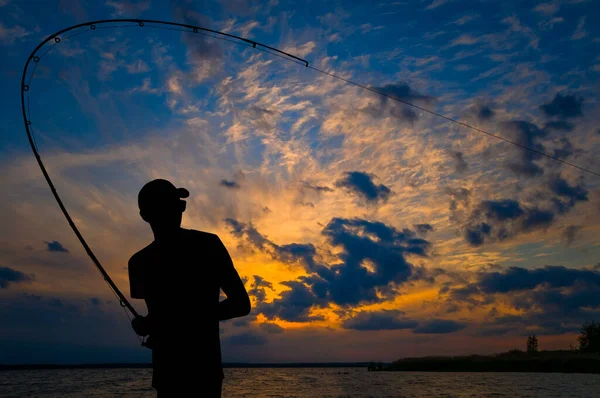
[539,17,564,30]
[463,199,556,246]
[249,275,274,302]
[449,151,468,174]
[223,331,268,346]
[171,6,224,84]
[479,265,600,294]
[60,0,88,21]
[465,265,600,331]
[224,218,319,270]
[126,60,150,74]
[104,0,150,17]
[0,23,32,45]
[302,182,333,193]
[571,16,587,40]
[334,171,392,204]
[220,179,241,189]
[229,218,431,321]
[414,224,434,235]
[447,15,479,26]
[0,267,34,289]
[470,103,495,120]
[259,280,325,322]
[45,241,69,253]
[426,0,450,10]
[259,322,284,334]
[282,41,316,58]
[342,310,418,330]
[540,93,584,119]
[533,2,559,15]
[372,83,436,105]
[361,83,435,124]
[501,15,539,49]
[449,34,479,47]
[562,225,582,246]
[500,120,547,177]
[543,120,574,132]
[413,319,466,334]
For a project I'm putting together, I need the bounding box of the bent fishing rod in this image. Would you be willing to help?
[20,19,309,319]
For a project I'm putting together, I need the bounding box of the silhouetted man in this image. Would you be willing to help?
[128,179,251,397]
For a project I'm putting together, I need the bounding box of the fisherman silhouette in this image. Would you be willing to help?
[128,179,251,397]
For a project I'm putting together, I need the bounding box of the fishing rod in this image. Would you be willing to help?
[20,19,309,320]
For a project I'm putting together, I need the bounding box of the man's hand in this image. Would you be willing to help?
[131,315,152,336]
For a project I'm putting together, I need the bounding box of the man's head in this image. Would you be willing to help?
[138,179,189,230]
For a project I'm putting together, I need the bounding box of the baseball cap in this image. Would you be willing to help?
[138,179,190,212]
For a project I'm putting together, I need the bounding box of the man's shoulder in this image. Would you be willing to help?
[183,228,220,242]
[128,244,154,267]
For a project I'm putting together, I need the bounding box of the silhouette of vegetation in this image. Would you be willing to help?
[578,321,600,353]
[527,335,539,353]
[374,322,600,374]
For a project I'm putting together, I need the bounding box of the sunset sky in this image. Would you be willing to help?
[1,0,599,364]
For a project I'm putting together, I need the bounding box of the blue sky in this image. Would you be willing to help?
[1,0,599,364]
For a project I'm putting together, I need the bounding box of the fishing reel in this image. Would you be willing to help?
[141,335,154,349]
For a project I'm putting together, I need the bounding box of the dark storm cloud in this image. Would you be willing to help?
[227,217,432,321]
[317,218,430,305]
[543,120,574,132]
[478,265,600,294]
[468,103,495,121]
[248,275,274,302]
[342,310,418,331]
[440,265,600,335]
[457,173,588,246]
[259,280,325,322]
[334,171,392,204]
[414,223,434,235]
[224,218,271,251]
[0,266,34,289]
[463,199,554,246]
[225,218,319,271]
[450,151,468,173]
[45,241,69,253]
[220,179,240,189]
[547,176,588,213]
[540,93,584,119]
[413,319,466,334]
[500,121,547,177]
[475,104,495,120]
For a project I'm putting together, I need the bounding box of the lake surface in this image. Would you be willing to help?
[1,367,599,397]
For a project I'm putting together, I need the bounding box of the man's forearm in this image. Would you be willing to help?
[218,298,251,321]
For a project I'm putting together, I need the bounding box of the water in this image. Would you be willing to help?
[1,368,599,397]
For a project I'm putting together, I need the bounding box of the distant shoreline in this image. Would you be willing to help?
[0,362,372,371]
[370,351,600,374]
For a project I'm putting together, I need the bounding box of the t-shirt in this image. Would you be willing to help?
[128,228,236,389]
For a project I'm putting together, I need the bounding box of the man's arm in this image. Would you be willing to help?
[128,255,151,336]
[216,236,251,321]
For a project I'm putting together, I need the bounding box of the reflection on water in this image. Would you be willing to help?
[1,367,599,397]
